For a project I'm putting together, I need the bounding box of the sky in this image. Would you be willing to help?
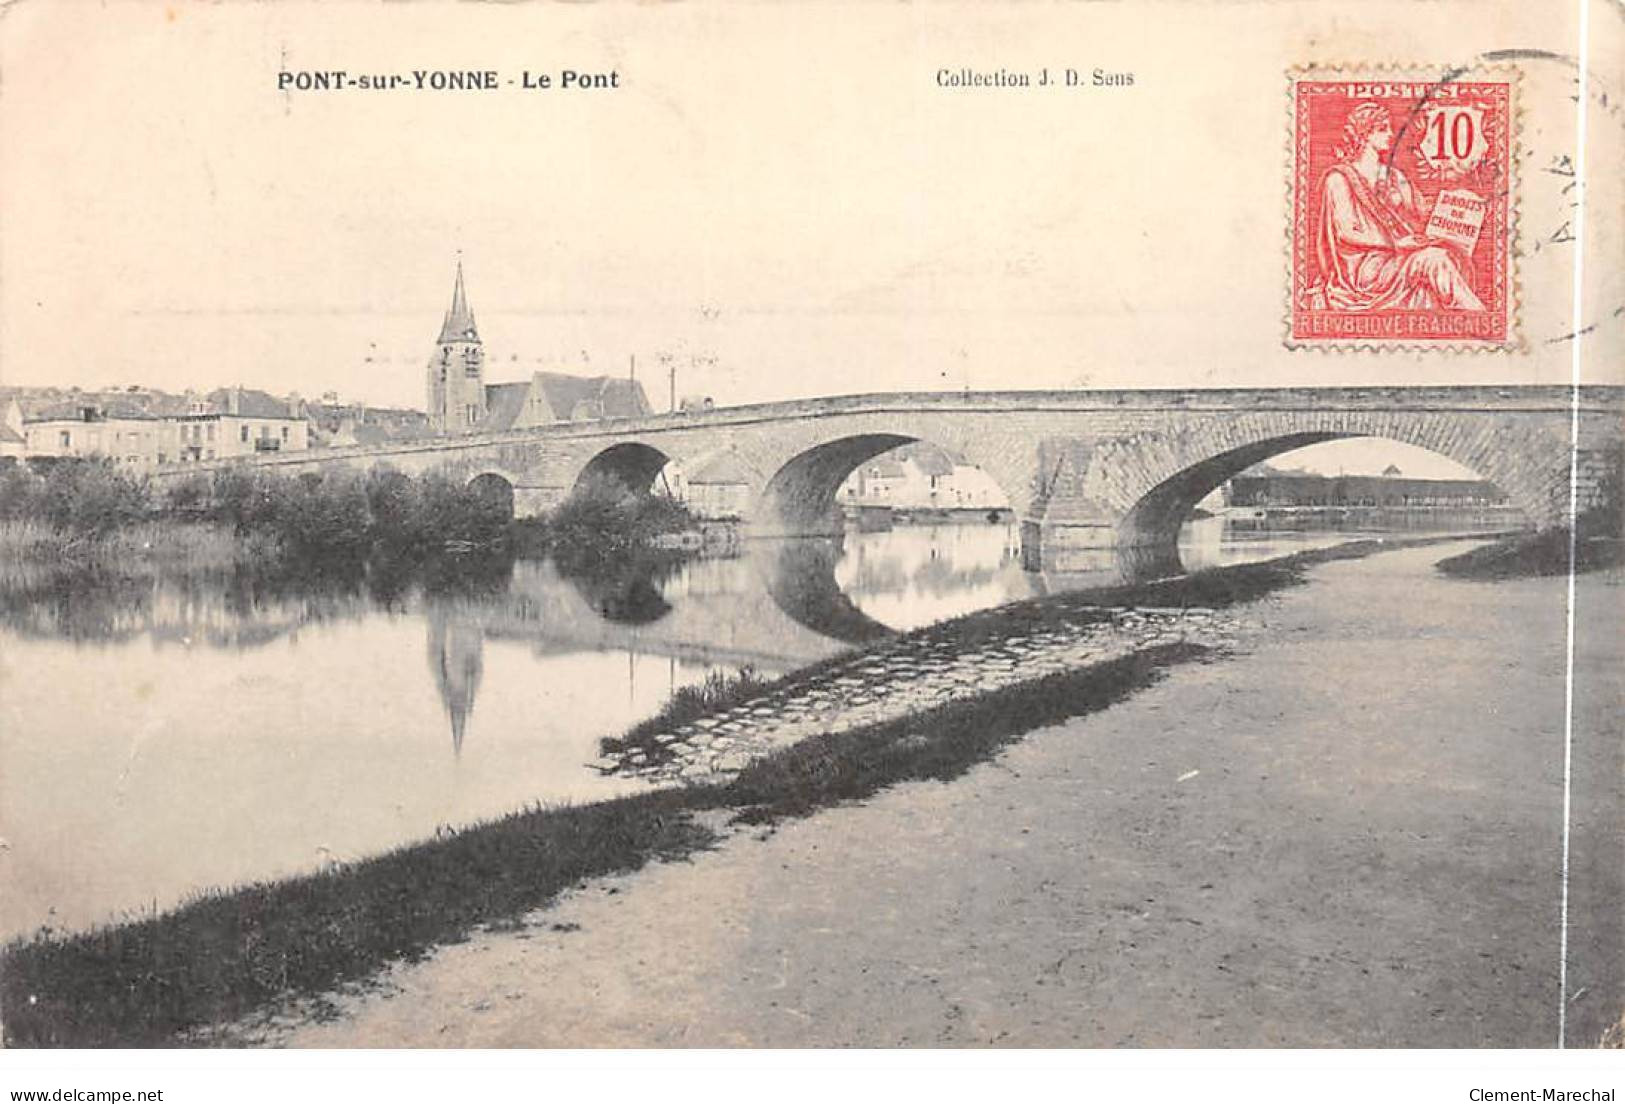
[1,2,1618,481]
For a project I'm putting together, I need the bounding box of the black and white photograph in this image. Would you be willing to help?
[0,1,1620,1099]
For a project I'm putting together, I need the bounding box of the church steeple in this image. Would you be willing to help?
[426,256,487,433]
[438,259,479,345]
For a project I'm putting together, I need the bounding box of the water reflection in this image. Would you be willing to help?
[760,538,894,645]
[829,523,1039,632]
[426,610,484,756]
[0,516,1500,937]
[1175,511,1512,573]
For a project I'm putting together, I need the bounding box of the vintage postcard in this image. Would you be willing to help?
[0,0,1620,1096]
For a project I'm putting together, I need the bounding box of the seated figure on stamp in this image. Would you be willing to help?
[1308,101,1486,313]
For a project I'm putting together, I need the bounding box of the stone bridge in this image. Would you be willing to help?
[160,386,1624,570]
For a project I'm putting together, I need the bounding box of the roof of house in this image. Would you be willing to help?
[8,387,310,425]
[903,443,957,478]
[104,399,162,420]
[147,388,300,422]
[861,442,960,478]
[24,399,161,423]
[531,373,653,422]
[193,388,300,419]
[307,403,431,431]
[345,423,405,447]
[0,423,24,444]
[482,381,534,432]
[140,392,191,417]
[478,373,655,431]
[688,450,758,485]
[596,377,654,419]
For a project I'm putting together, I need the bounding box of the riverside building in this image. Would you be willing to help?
[3,388,310,471]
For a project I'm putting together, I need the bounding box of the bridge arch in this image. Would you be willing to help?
[466,469,518,520]
[755,431,1022,536]
[1104,412,1556,551]
[573,441,676,497]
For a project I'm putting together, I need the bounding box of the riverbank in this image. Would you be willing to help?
[0,462,680,571]
[1435,526,1625,579]
[0,537,1448,1047]
[256,539,1623,1048]
[0,519,277,575]
[596,535,1470,780]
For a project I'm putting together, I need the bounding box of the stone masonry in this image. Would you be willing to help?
[593,602,1259,784]
[153,386,1624,569]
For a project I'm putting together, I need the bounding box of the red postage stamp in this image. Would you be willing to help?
[1288,67,1518,349]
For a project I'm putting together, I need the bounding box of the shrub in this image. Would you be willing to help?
[70,465,152,535]
[1578,449,1623,540]
[364,468,426,549]
[207,467,285,534]
[276,470,372,560]
[0,464,41,521]
[161,475,210,516]
[550,473,693,555]
[0,460,154,535]
[419,473,509,548]
[2,460,695,569]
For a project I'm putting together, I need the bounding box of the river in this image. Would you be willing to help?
[0,517,1506,939]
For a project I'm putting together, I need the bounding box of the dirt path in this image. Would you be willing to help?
[259,541,1623,1047]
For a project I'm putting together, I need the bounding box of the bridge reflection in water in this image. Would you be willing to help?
[0,518,1491,938]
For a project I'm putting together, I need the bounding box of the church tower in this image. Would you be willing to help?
[426,260,486,433]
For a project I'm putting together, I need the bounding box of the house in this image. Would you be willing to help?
[5,387,310,470]
[424,261,653,434]
[165,388,310,465]
[683,450,756,519]
[840,443,1007,511]
[481,373,653,432]
[1,401,28,461]
[17,398,168,470]
[305,401,432,449]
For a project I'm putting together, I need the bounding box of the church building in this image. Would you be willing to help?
[426,262,654,434]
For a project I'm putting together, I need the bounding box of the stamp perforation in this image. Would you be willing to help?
[1282,62,1524,354]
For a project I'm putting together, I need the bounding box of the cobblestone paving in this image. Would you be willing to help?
[596,605,1261,784]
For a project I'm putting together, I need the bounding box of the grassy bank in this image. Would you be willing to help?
[1436,527,1624,579]
[610,666,776,753]
[1443,461,1618,582]
[0,519,278,573]
[1435,470,1621,580]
